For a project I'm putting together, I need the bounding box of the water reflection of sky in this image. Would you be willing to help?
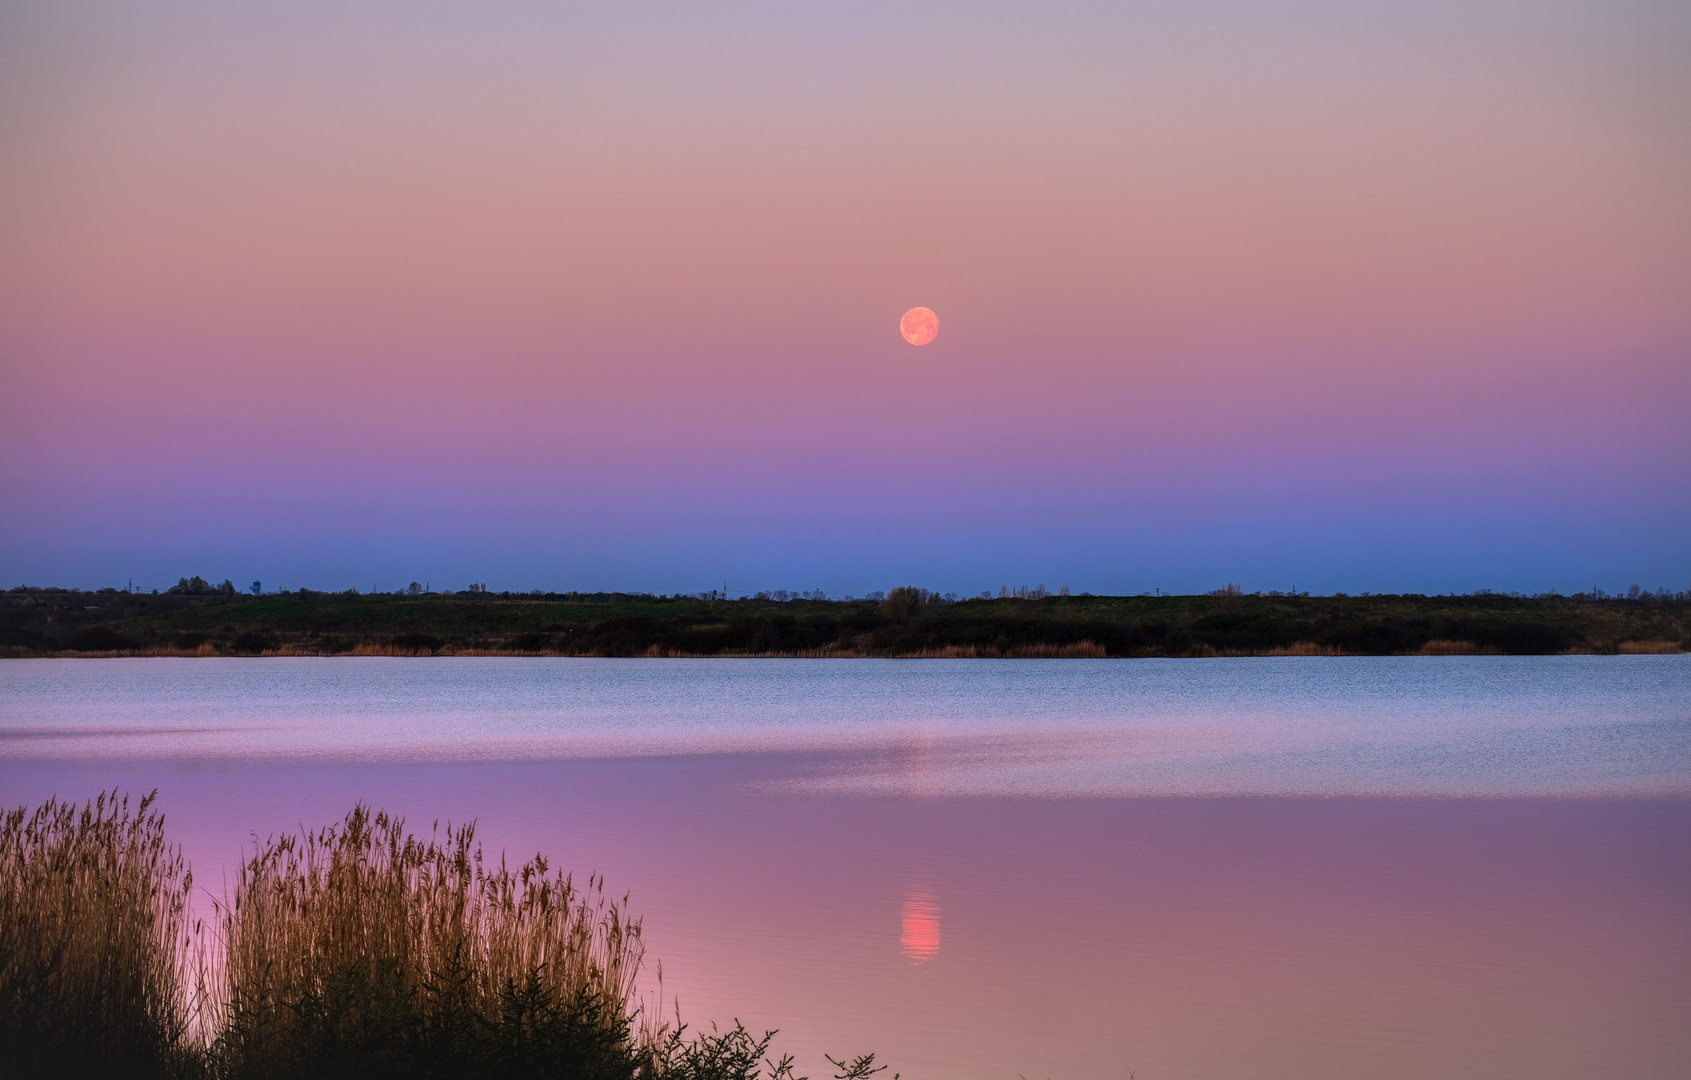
[3,756,1686,1080]
[2,656,1686,796]
[2,658,1689,1079]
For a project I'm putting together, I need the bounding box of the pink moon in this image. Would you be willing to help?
[900,307,939,345]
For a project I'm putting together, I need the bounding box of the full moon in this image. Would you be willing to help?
[900,307,939,346]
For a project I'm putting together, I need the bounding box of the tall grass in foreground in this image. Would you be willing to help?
[2,794,891,1080]
[214,805,647,1079]
[0,791,204,1079]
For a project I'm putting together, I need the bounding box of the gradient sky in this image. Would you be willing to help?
[2,0,1687,595]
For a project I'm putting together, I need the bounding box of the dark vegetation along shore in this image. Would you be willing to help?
[4,581,1687,658]
[1,790,892,1080]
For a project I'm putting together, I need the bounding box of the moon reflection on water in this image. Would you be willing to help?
[900,887,941,964]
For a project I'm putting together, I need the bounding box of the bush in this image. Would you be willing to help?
[389,633,442,654]
[229,632,276,655]
[880,587,923,620]
[67,624,136,651]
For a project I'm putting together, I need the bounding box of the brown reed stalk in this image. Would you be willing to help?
[1419,639,1495,655]
[348,643,436,657]
[1255,641,1346,657]
[211,805,650,1078]
[0,790,205,1079]
[1616,639,1685,654]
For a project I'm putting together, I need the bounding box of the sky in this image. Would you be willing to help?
[1,0,1687,596]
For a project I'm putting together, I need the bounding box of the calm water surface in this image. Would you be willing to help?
[3,657,1689,1078]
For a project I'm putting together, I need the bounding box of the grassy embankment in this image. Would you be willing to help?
[3,584,1687,657]
[1,791,885,1080]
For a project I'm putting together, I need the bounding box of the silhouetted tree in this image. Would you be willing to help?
[882,586,925,620]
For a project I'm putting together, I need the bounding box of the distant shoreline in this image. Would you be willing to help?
[5,587,1686,659]
[8,648,1686,659]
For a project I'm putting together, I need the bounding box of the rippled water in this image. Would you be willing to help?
[2,656,1688,1078]
[2,656,1687,795]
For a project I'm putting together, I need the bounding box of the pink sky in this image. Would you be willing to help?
[2,0,1686,593]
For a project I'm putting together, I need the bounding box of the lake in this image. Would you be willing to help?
[3,656,1688,1078]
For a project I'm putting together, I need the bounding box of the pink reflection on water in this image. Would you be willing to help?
[899,887,940,964]
[3,758,1687,1080]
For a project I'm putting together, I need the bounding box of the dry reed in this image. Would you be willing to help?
[1,795,883,1079]
[1256,641,1346,657]
[445,649,552,657]
[892,641,1108,659]
[150,644,220,658]
[1616,640,1684,654]
[258,644,321,657]
[0,790,204,1078]
[213,804,647,1078]
[1418,639,1499,655]
[1015,640,1107,658]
